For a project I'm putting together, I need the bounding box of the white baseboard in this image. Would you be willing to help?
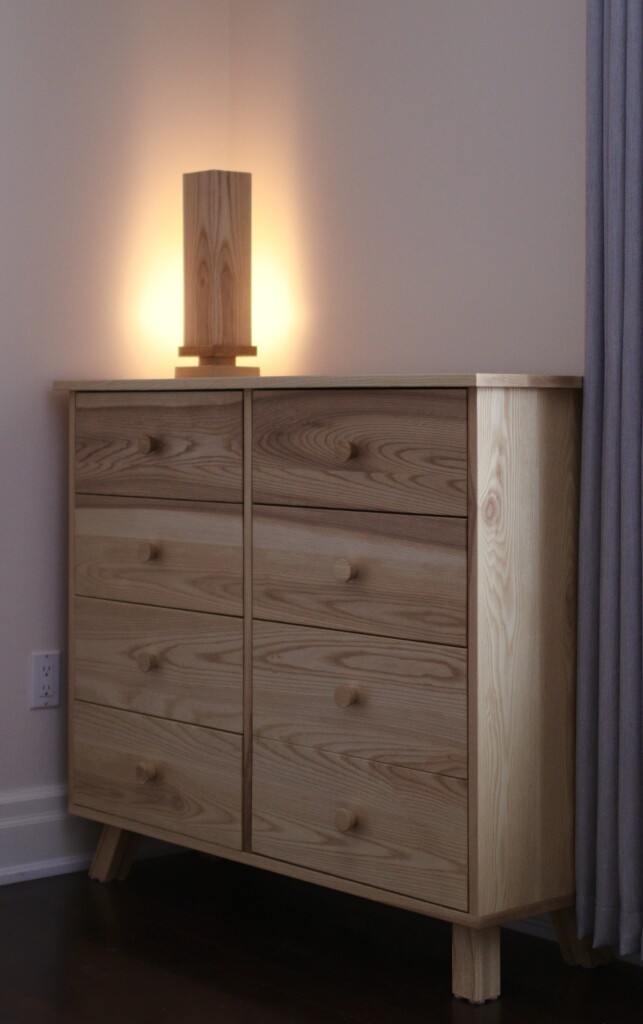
[0,783,176,886]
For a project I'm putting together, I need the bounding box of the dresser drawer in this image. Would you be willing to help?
[253,506,467,645]
[253,622,467,777]
[74,597,243,732]
[253,389,467,515]
[75,392,242,502]
[75,496,242,616]
[252,739,468,909]
[70,703,242,849]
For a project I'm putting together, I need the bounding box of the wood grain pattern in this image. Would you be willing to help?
[183,170,251,352]
[89,824,140,882]
[253,505,467,645]
[452,925,500,1003]
[59,376,585,1005]
[54,374,584,393]
[252,738,468,909]
[550,908,613,967]
[69,795,574,927]
[253,621,467,777]
[72,703,242,849]
[75,392,242,501]
[253,389,467,515]
[67,397,78,807]
[75,495,242,617]
[242,390,253,849]
[175,364,259,378]
[468,387,580,918]
[473,374,583,390]
[74,597,243,731]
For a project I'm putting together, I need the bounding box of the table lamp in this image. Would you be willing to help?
[175,169,259,378]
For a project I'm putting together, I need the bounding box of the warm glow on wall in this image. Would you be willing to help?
[118,171,185,377]
[129,243,306,377]
[250,251,307,371]
[120,170,307,378]
[133,248,183,367]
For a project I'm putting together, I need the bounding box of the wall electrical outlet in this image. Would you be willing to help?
[30,651,61,708]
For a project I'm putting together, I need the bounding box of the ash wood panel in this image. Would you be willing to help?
[75,392,242,501]
[253,506,467,645]
[59,374,585,1000]
[473,374,583,390]
[75,496,242,617]
[175,364,259,378]
[242,391,253,849]
[469,387,580,918]
[71,796,573,927]
[89,824,140,882]
[253,389,467,515]
[452,925,500,1003]
[252,739,468,909]
[72,703,242,849]
[54,374,584,393]
[253,621,467,777]
[74,597,243,732]
[551,908,613,967]
[67,397,78,806]
[183,170,251,351]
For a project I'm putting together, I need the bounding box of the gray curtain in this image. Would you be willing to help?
[576,0,643,956]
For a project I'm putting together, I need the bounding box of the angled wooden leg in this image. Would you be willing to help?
[89,825,140,882]
[452,925,500,1003]
[551,907,613,967]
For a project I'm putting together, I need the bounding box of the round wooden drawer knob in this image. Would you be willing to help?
[335,807,358,833]
[136,761,158,784]
[334,685,359,709]
[137,652,158,673]
[336,439,358,462]
[138,542,160,563]
[138,434,160,455]
[334,557,358,583]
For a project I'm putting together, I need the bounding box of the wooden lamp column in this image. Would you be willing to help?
[175,170,259,378]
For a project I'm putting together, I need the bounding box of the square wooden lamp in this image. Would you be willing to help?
[175,170,259,378]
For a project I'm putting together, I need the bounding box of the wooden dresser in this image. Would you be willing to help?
[55,374,583,1003]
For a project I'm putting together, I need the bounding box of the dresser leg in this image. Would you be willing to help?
[452,924,500,1003]
[550,907,613,967]
[89,825,140,882]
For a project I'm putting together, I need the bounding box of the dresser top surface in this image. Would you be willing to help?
[54,373,582,392]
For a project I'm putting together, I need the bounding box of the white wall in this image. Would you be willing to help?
[0,0,230,879]
[0,0,586,881]
[229,0,586,376]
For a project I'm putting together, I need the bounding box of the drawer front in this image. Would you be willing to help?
[75,597,243,732]
[253,389,467,515]
[71,703,242,849]
[75,496,242,616]
[253,622,467,778]
[75,392,242,502]
[252,739,468,909]
[253,506,467,645]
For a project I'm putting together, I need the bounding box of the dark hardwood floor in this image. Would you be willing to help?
[0,851,641,1023]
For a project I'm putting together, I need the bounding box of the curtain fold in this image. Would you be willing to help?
[576,0,643,956]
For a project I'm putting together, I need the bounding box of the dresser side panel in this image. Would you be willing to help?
[67,396,78,809]
[243,391,253,849]
[470,387,580,917]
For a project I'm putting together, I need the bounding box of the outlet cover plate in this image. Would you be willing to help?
[30,651,61,708]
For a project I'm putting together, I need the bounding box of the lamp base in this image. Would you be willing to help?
[175,364,260,378]
[175,344,260,378]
